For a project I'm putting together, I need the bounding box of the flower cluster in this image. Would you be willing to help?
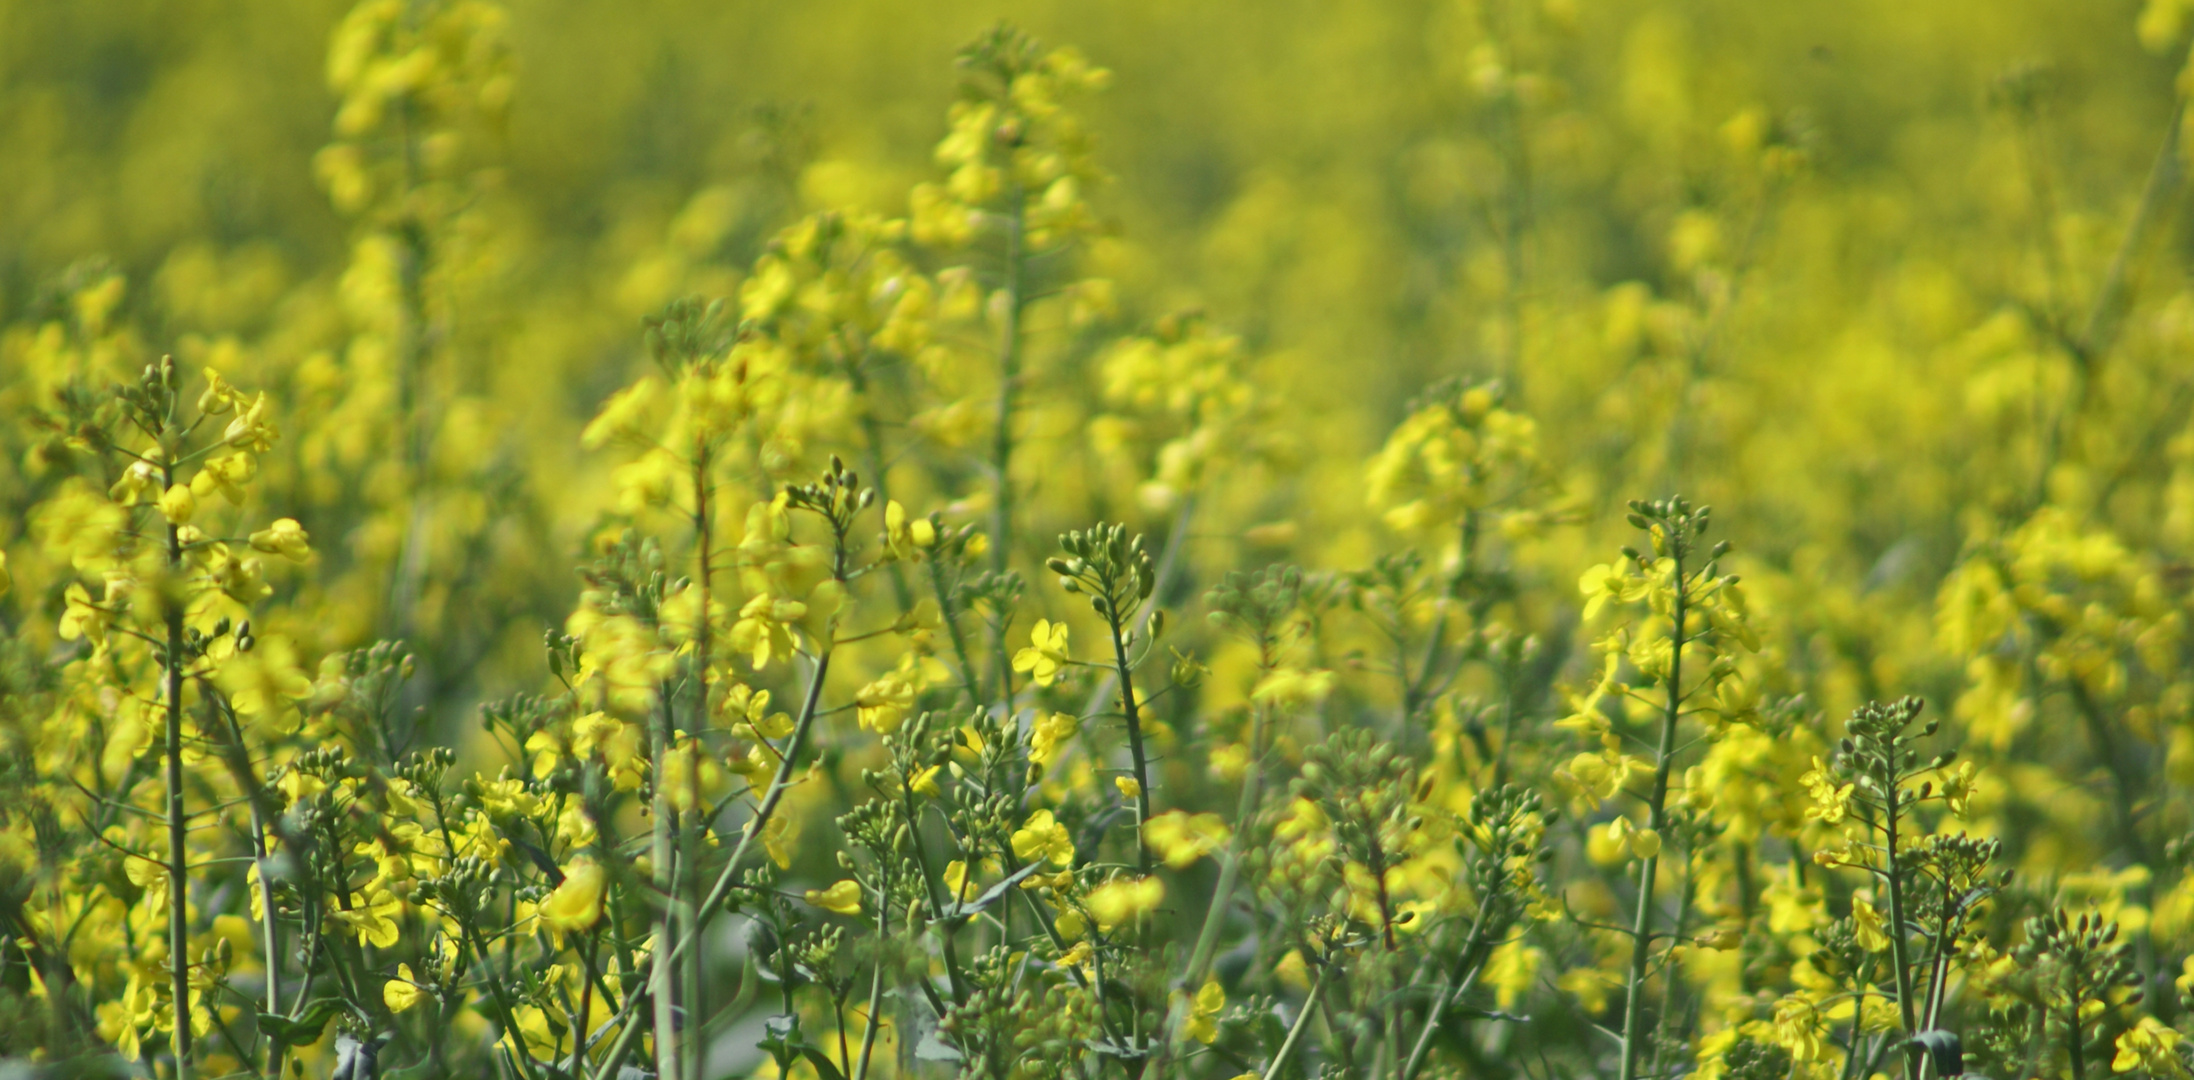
[5,6,2194,1080]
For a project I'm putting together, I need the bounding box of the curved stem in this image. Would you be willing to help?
[1263,965,1330,1080]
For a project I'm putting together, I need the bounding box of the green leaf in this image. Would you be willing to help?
[256,998,344,1048]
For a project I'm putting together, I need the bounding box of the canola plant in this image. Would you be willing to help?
[5,3,2194,1080]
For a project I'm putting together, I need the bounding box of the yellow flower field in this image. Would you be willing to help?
[4,2,2194,1080]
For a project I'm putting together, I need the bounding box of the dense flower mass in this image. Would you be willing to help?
[6,4,2194,1080]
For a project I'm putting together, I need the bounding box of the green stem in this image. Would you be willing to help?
[1881,757,1919,1080]
[1263,965,1329,1080]
[1400,888,1499,1080]
[851,884,886,1080]
[929,559,981,708]
[2068,1003,2085,1080]
[649,677,681,1080]
[1107,611,1153,875]
[161,476,194,1080]
[1617,549,1687,1080]
[1140,702,1268,1080]
[591,646,834,1080]
[462,914,544,1080]
[682,445,713,1080]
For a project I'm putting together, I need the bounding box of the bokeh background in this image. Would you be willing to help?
[5,0,2193,882]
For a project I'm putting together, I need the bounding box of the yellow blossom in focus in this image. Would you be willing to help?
[1030,711,1079,767]
[1186,979,1225,1044]
[2116,1016,2188,1078]
[1012,809,1074,867]
[1014,619,1071,686]
[541,861,607,934]
[384,964,425,1013]
[805,879,864,916]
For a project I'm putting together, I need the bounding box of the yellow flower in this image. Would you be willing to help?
[1939,760,1978,818]
[910,764,944,797]
[660,734,722,814]
[1144,811,1230,870]
[541,861,607,934]
[1562,749,1642,804]
[753,814,793,869]
[2117,1016,2190,1077]
[223,392,279,451]
[1086,875,1164,929]
[722,685,794,739]
[1115,775,1141,799]
[1029,711,1080,767]
[333,888,404,948]
[805,879,864,916]
[1186,979,1225,1044]
[1057,939,1093,970]
[279,768,327,804]
[58,583,112,643]
[1579,562,1649,621]
[156,483,195,525]
[1484,940,1544,1008]
[730,594,806,669]
[217,635,314,726]
[110,458,161,506]
[1013,619,1071,686]
[1772,992,1828,1061]
[1592,817,1660,863]
[384,963,425,1013]
[248,518,312,562]
[475,774,540,818]
[1851,897,1890,952]
[197,368,242,415]
[1012,809,1075,867]
[1251,667,1335,708]
[883,500,936,560]
[188,450,254,504]
[1801,756,1853,824]
[856,653,925,733]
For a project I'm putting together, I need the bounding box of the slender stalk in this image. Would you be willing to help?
[897,794,971,1007]
[1616,549,1687,1080]
[1880,755,1919,1080]
[1262,965,1330,1080]
[649,677,682,1080]
[592,645,835,1080]
[161,462,194,1080]
[247,794,282,1078]
[1140,701,1268,1080]
[929,558,982,708]
[1075,496,1195,721]
[2067,1002,2086,1080]
[1106,610,1153,875]
[1400,892,1499,1080]
[462,913,544,1080]
[682,444,713,1080]
[851,884,887,1080]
